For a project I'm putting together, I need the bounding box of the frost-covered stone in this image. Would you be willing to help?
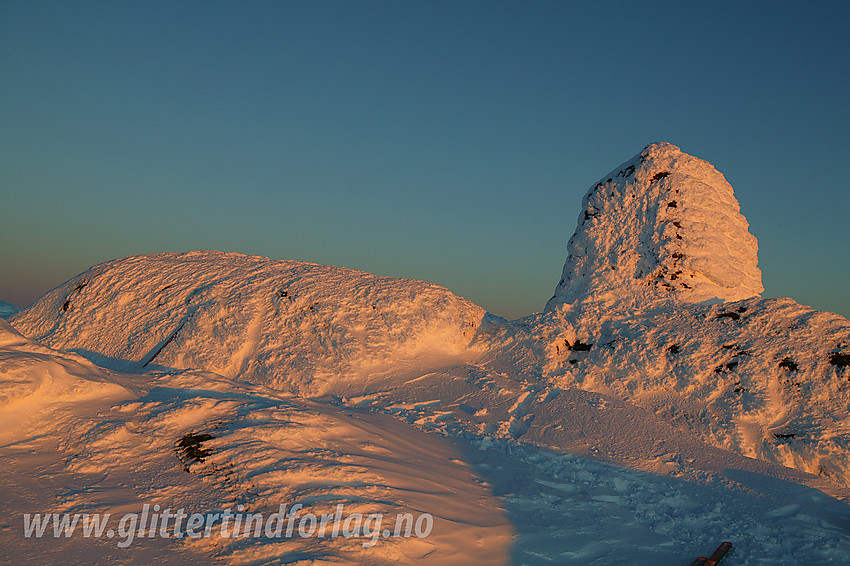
[546,142,763,311]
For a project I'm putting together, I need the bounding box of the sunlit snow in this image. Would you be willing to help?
[3,143,849,565]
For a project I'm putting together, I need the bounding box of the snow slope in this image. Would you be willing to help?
[0,321,512,565]
[0,318,133,431]
[4,142,850,564]
[3,321,850,565]
[537,298,850,485]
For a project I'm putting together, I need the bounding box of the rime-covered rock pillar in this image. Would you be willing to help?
[546,142,763,312]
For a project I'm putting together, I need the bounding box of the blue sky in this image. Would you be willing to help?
[1,1,848,320]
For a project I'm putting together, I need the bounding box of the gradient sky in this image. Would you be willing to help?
[2,0,848,320]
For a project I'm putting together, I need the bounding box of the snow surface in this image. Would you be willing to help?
[9,251,484,394]
[0,320,511,565]
[3,143,850,564]
[3,318,850,565]
[535,297,850,487]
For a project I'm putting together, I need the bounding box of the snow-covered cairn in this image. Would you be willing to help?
[546,142,763,311]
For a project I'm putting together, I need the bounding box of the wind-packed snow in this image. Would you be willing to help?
[535,298,850,487]
[0,319,132,419]
[3,321,850,564]
[0,322,512,565]
[10,251,484,394]
[3,142,850,564]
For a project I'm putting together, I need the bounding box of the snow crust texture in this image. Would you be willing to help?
[10,251,485,394]
[546,142,763,311]
[0,331,512,565]
[4,142,850,564]
[4,318,850,565]
[529,298,850,486]
[0,318,131,413]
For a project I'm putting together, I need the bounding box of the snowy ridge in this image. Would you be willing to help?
[489,297,850,487]
[546,142,763,311]
[10,251,485,394]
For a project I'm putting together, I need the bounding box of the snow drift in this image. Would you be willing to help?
[0,318,132,433]
[5,322,848,564]
[0,324,513,565]
[10,251,485,394]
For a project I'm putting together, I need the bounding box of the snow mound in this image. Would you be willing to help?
[529,298,850,486]
[0,338,512,564]
[533,142,850,486]
[0,318,27,348]
[0,319,132,439]
[546,142,763,311]
[9,251,485,394]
